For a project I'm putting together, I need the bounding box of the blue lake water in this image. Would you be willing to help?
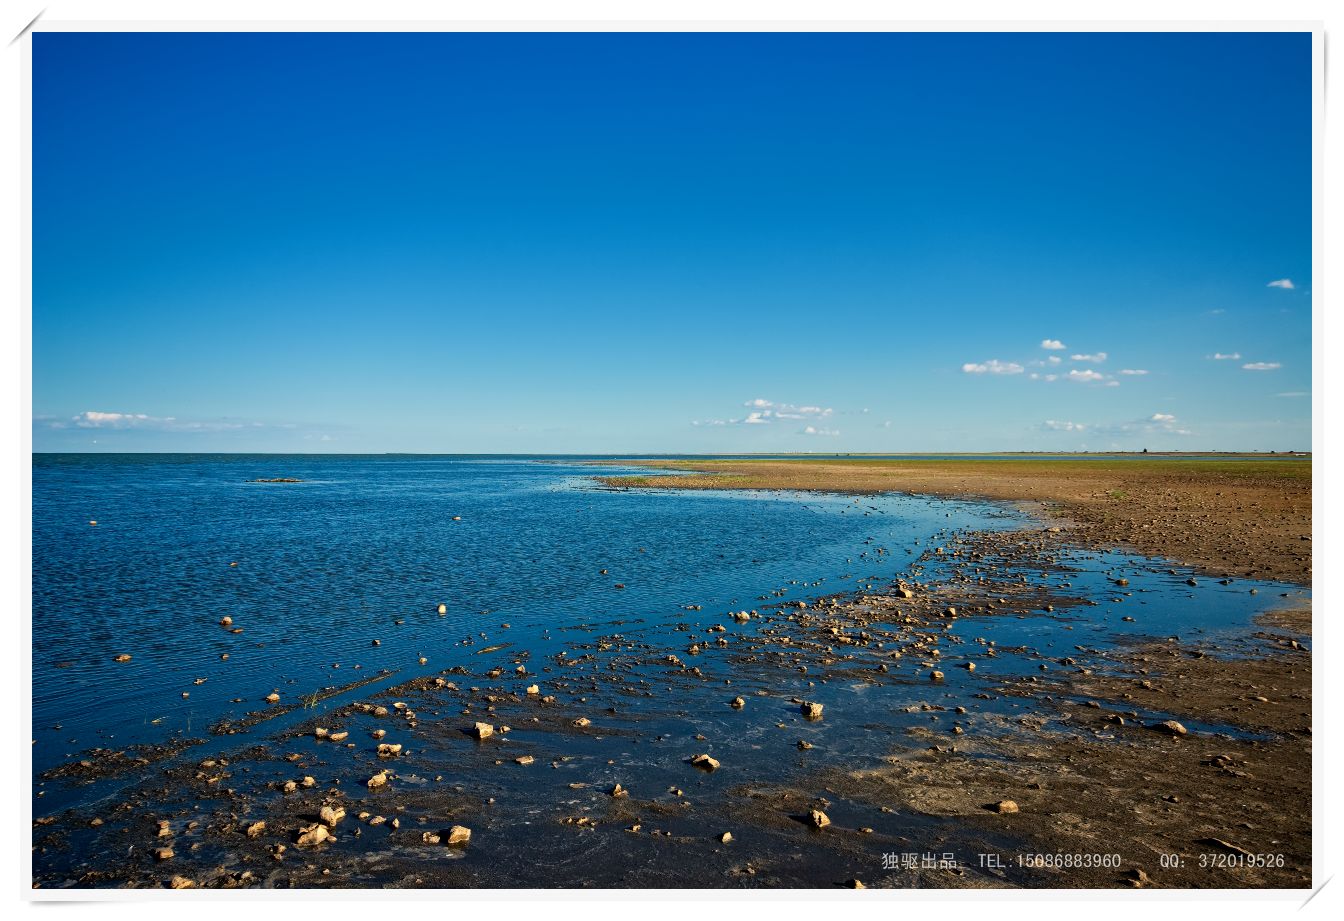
[31,454,1306,796]
[31,455,1018,769]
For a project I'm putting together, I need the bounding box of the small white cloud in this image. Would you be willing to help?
[1242,362,1282,371]
[1276,391,1309,398]
[1150,413,1176,423]
[1070,352,1108,363]
[801,425,839,436]
[1042,420,1086,432]
[1267,279,1295,289]
[1119,369,1148,375]
[1066,369,1105,382]
[741,411,771,424]
[1208,352,1242,360]
[962,359,1024,375]
[1040,339,1067,350]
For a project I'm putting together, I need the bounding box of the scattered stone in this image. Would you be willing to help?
[319,805,345,827]
[169,876,194,889]
[611,783,628,798]
[690,753,720,771]
[447,825,471,846]
[155,847,174,861]
[1149,720,1188,736]
[992,800,1019,814]
[471,722,495,740]
[246,821,266,838]
[422,831,441,845]
[720,832,733,843]
[113,654,132,663]
[731,697,745,709]
[328,731,349,742]
[802,701,824,719]
[367,771,389,789]
[809,809,830,829]
[295,823,332,847]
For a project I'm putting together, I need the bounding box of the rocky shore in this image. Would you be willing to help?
[32,510,1311,890]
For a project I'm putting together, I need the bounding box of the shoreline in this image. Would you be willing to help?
[593,456,1312,587]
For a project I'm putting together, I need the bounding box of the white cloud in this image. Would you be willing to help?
[1119,369,1148,375]
[962,359,1024,375]
[801,425,839,436]
[1267,279,1295,289]
[1070,352,1107,363]
[1209,352,1242,360]
[61,411,259,433]
[1051,412,1190,439]
[1277,391,1309,398]
[742,398,833,419]
[1040,339,1067,350]
[1066,369,1105,382]
[1242,362,1281,371]
[741,411,770,424]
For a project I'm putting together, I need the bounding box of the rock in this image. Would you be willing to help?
[328,731,348,742]
[447,825,471,846]
[377,743,402,757]
[809,809,830,829]
[801,701,824,719]
[896,587,914,599]
[314,727,329,739]
[301,776,315,788]
[992,800,1019,814]
[295,823,332,847]
[846,879,865,889]
[1125,868,1150,887]
[169,876,194,889]
[422,831,441,844]
[367,771,389,789]
[281,780,297,794]
[438,604,447,615]
[962,662,976,671]
[930,670,945,681]
[690,753,720,771]
[526,684,540,695]
[319,805,345,827]
[1149,720,1188,736]
[265,692,280,704]
[720,832,733,843]
[113,654,132,662]
[515,755,535,765]
[371,729,385,740]
[246,821,266,838]
[155,847,174,861]
[471,722,495,740]
[611,783,628,798]
[730,697,745,709]
[797,740,813,750]
[573,717,591,728]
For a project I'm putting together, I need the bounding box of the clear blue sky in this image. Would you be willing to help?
[32,31,1311,453]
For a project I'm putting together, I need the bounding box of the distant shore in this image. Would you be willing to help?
[596,455,1312,586]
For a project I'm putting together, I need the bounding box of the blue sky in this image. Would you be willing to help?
[32,31,1311,453]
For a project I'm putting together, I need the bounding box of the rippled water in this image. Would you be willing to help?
[32,454,1025,775]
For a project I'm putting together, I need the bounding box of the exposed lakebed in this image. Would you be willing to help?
[31,455,1310,888]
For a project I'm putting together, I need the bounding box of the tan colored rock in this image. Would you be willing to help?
[810,809,830,829]
[169,875,194,889]
[377,743,402,756]
[265,692,280,704]
[447,825,471,846]
[328,731,348,742]
[471,721,495,740]
[246,821,266,838]
[295,823,332,847]
[155,847,174,861]
[526,684,540,695]
[802,701,824,719]
[993,800,1019,814]
[422,831,441,844]
[690,753,720,771]
[319,805,345,827]
[730,697,745,709]
[515,755,535,765]
[573,717,591,728]
[367,771,389,789]
[113,654,132,662]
